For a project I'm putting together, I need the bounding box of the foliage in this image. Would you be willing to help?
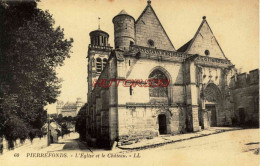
[0,0,73,149]
[49,114,76,137]
[60,123,70,136]
[75,103,87,140]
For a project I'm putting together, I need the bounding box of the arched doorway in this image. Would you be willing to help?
[203,83,222,127]
[158,114,167,134]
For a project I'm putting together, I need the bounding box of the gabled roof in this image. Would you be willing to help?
[177,39,192,52]
[177,16,228,59]
[135,3,175,50]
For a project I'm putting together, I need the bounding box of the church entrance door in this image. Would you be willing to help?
[158,114,167,134]
[204,83,222,127]
[206,105,217,127]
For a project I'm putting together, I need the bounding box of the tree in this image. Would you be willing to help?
[75,103,87,141]
[0,0,73,149]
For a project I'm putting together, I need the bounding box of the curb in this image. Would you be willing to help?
[117,128,242,151]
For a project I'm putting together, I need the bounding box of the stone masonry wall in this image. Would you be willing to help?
[187,20,225,59]
[135,6,175,51]
[117,58,184,105]
[229,69,259,126]
[117,106,187,145]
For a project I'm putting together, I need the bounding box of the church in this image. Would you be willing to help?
[86,0,256,148]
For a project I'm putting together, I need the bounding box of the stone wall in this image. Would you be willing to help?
[87,52,117,147]
[186,20,226,59]
[117,58,184,105]
[117,106,187,145]
[114,54,188,144]
[113,14,135,50]
[229,69,259,126]
[135,6,175,51]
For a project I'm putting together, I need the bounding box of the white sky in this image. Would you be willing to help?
[39,0,259,114]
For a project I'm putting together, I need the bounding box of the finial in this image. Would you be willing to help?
[202,16,206,20]
[98,17,101,30]
[147,0,151,5]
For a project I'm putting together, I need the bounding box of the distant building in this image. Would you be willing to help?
[56,98,83,117]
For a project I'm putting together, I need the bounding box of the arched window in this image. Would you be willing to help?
[91,37,94,45]
[148,70,168,97]
[95,36,98,45]
[104,37,107,46]
[103,58,108,69]
[96,58,102,73]
[91,58,95,67]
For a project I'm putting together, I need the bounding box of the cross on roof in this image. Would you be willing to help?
[98,17,101,30]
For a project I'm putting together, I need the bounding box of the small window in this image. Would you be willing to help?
[205,50,210,56]
[91,37,94,45]
[129,60,131,66]
[158,56,162,62]
[130,86,133,95]
[103,58,108,69]
[104,37,107,46]
[95,37,98,45]
[148,39,154,47]
[92,58,95,67]
[96,58,102,73]
[130,41,134,46]
[130,109,136,117]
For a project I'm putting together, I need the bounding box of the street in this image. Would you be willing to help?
[125,128,260,166]
[0,129,259,166]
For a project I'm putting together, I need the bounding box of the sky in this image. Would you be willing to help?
[38,0,259,114]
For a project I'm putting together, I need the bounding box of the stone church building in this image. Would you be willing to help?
[86,1,257,148]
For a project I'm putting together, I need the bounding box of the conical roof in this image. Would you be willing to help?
[117,10,128,15]
[113,9,135,23]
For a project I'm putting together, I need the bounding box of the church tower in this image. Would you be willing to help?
[87,26,112,102]
[112,10,135,51]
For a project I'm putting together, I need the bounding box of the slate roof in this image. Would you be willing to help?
[62,102,77,109]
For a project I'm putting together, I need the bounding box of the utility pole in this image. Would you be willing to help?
[47,114,50,146]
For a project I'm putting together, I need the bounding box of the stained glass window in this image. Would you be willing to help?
[149,70,168,97]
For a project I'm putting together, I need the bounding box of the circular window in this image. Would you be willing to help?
[148,39,154,47]
[205,50,210,56]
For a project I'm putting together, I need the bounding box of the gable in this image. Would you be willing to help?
[185,19,226,59]
[135,5,175,51]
